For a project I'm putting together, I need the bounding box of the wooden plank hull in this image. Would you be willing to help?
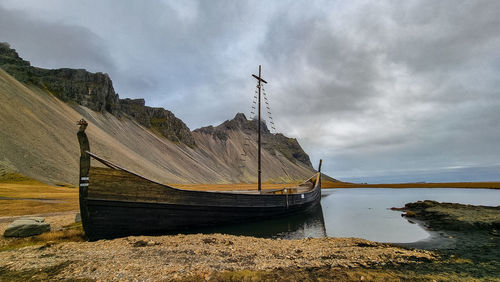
[80,167,322,240]
[85,197,320,240]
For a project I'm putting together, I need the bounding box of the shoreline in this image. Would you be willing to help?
[0,208,497,280]
[321,181,500,189]
[395,201,500,277]
[0,229,436,280]
[1,181,499,280]
[323,186,500,189]
[394,217,456,250]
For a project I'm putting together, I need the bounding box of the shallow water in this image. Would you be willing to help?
[321,188,498,243]
[190,188,500,243]
[0,196,63,203]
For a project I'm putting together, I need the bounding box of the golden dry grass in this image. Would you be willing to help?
[0,226,85,251]
[35,227,85,242]
[0,182,78,216]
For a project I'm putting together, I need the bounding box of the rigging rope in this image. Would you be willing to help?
[248,84,277,132]
[250,88,258,119]
[243,83,278,173]
[261,84,277,133]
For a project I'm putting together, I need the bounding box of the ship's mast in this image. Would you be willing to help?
[252,65,267,192]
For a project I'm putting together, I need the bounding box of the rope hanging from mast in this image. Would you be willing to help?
[250,88,258,119]
[261,84,276,133]
[249,80,276,133]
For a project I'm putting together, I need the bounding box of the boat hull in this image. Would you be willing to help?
[80,167,321,240]
[85,197,320,240]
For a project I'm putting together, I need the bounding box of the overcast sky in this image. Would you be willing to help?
[2,0,500,183]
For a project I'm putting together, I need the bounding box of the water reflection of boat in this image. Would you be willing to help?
[184,203,327,239]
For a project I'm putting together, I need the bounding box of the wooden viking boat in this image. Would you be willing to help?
[76,66,322,240]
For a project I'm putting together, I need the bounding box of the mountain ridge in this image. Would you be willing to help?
[0,42,193,146]
[194,113,312,168]
[0,42,334,185]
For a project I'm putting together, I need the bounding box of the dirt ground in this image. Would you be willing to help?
[0,226,436,281]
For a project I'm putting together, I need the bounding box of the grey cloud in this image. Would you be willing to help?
[260,9,383,123]
[386,0,500,73]
[0,5,115,72]
[256,1,500,181]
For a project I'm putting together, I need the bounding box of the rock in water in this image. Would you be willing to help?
[3,217,50,237]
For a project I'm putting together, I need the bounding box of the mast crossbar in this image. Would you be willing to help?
[252,74,268,84]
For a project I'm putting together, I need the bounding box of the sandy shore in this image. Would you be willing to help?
[0,211,439,280]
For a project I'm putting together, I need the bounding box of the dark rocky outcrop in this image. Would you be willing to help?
[120,98,195,147]
[0,42,119,114]
[0,42,30,67]
[195,113,270,141]
[264,133,312,167]
[195,113,313,168]
[401,200,500,231]
[193,125,229,142]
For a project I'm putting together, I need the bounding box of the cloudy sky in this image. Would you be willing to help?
[2,0,500,183]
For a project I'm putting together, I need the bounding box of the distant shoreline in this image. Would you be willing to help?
[321,181,500,189]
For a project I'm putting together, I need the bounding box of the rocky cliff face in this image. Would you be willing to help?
[0,42,192,146]
[120,98,195,147]
[0,43,119,113]
[195,113,313,169]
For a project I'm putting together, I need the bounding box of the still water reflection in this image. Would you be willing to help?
[188,188,500,243]
[186,204,327,239]
[322,188,500,243]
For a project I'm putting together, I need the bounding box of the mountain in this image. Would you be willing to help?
[0,42,330,185]
[0,42,193,147]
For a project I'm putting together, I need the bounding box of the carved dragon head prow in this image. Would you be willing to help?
[77,119,88,132]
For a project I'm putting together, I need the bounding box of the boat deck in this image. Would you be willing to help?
[199,185,314,195]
